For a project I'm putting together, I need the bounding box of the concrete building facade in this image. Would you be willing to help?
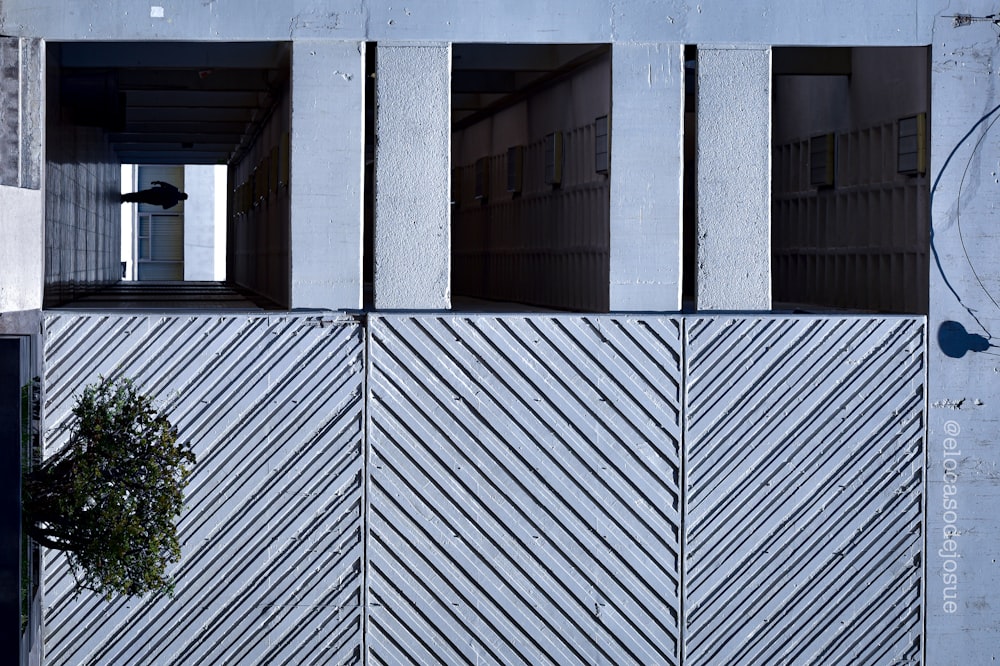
[0,1,995,663]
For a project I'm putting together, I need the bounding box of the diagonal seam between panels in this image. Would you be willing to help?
[679,315,688,666]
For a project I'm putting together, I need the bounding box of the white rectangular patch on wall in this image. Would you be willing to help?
[809,133,835,187]
[897,113,926,175]
[594,115,609,174]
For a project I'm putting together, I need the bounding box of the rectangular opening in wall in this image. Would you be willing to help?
[682,45,697,309]
[44,41,290,309]
[451,43,611,312]
[364,42,376,310]
[771,46,929,314]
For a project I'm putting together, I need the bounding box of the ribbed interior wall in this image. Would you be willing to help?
[772,122,929,313]
[41,313,925,665]
[453,124,610,311]
[229,84,290,308]
[41,313,365,666]
[44,48,122,308]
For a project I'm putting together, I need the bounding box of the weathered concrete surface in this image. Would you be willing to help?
[374,43,451,310]
[0,1,939,45]
[0,186,43,311]
[609,43,684,312]
[290,40,365,309]
[695,46,771,311]
[928,9,1000,663]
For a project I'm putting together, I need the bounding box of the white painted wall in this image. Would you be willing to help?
[183,165,216,281]
[0,186,43,311]
[120,165,134,280]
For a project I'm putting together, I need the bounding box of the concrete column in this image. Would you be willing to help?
[927,27,1000,664]
[609,43,684,312]
[695,45,771,311]
[290,40,365,309]
[0,37,44,312]
[374,43,451,310]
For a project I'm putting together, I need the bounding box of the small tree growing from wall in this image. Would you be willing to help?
[22,376,195,599]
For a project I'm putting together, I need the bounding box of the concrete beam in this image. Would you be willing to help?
[695,45,771,311]
[609,43,684,312]
[374,43,451,310]
[289,40,365,309]
[0,1,934,45]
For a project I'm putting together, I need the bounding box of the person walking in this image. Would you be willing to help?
[121,181,188,209]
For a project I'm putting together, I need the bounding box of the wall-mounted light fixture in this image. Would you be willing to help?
[897,113,926,175]
[544,131,563,187]
[809,132,835,188]
[507,146,523,194]
[594,115,609,174]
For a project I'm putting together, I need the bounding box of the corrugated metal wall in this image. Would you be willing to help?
[42,313,365,665]
[367,315,683,664]
[684,316,924,664]
[41,313,924,665]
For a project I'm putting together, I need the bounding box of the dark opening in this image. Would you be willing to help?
[44,42,290,310]
[450,43,612,312]
[771,46,930,314]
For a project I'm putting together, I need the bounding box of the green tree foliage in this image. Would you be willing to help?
[23,377,195,599]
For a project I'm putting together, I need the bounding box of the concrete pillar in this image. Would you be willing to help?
[696,45,771,311]
[927,27,1000,664]
[609,43,684,312]
[290,40,365,309]
[0,37,43,312]
[374,43,451,310]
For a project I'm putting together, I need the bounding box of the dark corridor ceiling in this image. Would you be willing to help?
[53,41,608,166]
[55,41,290,165]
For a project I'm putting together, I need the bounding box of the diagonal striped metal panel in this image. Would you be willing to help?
[683,316,925,665]
[41,313,365,666]
[367,314,683,665]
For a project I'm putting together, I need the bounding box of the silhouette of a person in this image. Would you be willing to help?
[121,181,189,209]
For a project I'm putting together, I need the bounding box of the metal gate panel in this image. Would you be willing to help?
[684,316,925,665]
[42,313,365,666]
[367,315,683,665]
